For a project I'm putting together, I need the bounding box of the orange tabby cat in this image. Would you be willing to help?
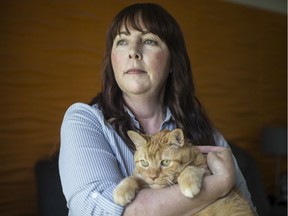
[113,129,255,216]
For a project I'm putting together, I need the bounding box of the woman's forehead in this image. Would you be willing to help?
[119,18,148,33]
[112,13,166,42]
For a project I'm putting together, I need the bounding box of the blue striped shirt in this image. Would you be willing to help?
[59,102,255,216]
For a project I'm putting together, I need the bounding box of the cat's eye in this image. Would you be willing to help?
[161,160,171,167]
[140,160,149,167]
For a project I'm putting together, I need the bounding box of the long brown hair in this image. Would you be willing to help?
[90,3,216,150]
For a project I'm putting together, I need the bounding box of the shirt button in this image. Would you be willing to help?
[91,192,98,199]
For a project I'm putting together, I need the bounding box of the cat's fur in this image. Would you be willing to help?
[113,129,255,216]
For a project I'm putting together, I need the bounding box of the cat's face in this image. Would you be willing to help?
[128,129,192,188]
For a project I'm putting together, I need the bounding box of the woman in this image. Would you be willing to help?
[59,3,256,216]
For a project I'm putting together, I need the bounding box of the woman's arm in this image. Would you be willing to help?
[213,132,257,212]
[59,103,236,216]
[123,148,235,216]
[59,103,125,215]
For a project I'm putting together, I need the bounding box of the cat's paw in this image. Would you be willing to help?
[179,178,201,198]
[113,186,136,206]
[178,166,205,198]
[113,178,138,206]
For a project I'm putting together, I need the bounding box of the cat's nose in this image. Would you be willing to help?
[150,174,158,181]
[149,170,159,181]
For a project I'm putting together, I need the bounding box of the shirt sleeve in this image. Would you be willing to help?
[59,103,124,216]
[214,131,258,215]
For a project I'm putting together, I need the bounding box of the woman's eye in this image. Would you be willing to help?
[144,39,157,45]
[161,160,171,167]
[141,160,149,167]
[116,39,127,46]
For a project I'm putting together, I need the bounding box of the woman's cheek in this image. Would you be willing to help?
[153,51,170,72]
[111,51,122,72]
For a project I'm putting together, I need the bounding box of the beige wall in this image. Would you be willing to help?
[0,1,286,215]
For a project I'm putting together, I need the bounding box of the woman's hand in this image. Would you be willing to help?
[197,146,236,197]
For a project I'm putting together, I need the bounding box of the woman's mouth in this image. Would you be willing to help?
[125,68,146,74]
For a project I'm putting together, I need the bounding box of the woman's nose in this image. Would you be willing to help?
[129,45,142,60]
[129,52,141,60]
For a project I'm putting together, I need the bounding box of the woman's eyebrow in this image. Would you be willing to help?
[141,31,151,35]
[118,31,129,36]
[117,30,151,36]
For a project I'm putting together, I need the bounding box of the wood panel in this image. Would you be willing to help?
[0,1,286,215]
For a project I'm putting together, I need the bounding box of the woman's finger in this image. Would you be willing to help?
[196,145,228,154]
[206,148,235,182]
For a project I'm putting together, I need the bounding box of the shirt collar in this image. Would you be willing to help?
[124,106,175,130]
[163,107,174,123]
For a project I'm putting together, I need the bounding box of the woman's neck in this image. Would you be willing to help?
[123,94,165,135]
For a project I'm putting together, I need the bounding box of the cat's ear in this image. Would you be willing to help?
[127,130,147,148]
[168,129,184,147]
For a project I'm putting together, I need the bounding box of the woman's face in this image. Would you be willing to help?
[111,23,171,99]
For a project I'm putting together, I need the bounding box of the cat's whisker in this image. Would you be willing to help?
[166,178,175,187]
